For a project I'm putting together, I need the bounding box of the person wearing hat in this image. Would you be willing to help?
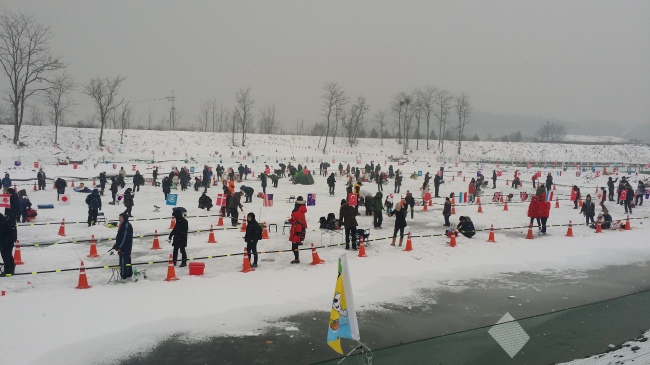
[168,208,188,267]
[112,213,133,280]
[388,200,407,246]
[244,212,262,268]
[289,198,308,263]
[37,168,47,190]
[85,189,102,226]
[1,173,11,195]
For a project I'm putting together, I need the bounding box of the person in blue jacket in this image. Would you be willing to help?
[2,173,11,194]
[112,213,133,280]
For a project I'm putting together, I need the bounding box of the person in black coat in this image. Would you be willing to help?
[55,178,67,201]
[607,176,617,202]
[260,173,268,195]
[442,197,451,226]
[545,173,553,191]
[580,194,596,225]
[327,173,336,196]
[244,212,262,268]
[457,216,476,238]
[240,185,254,203]
[162,176,171,200]
[108,177,119,204]
[99,172,107,195]
[112,213,133,280]
[624,183,634,214]
[122,188,135,217]
[434,174,442,197]
[152,167,158,185]
[168,208,188,267]
[202,166,211,190]
[394,172,402,194]
[132,170,145,192]
[491,171,497,189]
[404,190,416,219]
[0,212,18,276]
[37,168,47,190]
[194,177,202,192]
[388,202,407,246]
[5,188,20,223]
[198,192,213,211]
[85,189,102,226]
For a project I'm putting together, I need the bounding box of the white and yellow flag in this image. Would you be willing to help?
[326,254,360,354]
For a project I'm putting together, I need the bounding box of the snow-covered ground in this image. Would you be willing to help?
[0,125,649,364]
[563,134,630,143]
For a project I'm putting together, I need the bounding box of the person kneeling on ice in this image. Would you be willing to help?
[244,212,262,268]
[198,192,213,211]
[112,213,133,280]
[168,208,188,267]
[457,216,475,238]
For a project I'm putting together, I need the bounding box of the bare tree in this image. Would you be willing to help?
[344,96,370,147]
[332,94,347,145]
[234,88,254,146]
[210,99,227,132]
[536,121,566,142]
[82,75,126,146]
[412,90,424,150]
[402,96,414,154]
[43,72,74,144]
[320,82,347,153]
[226,107,239,145]
[418,87,436,149]
[374,110,387,146]
[146,108,154,130]
[0,11,65,144]
[453,92,471,155]
[390,92,410,145]
[433,88,453,152]
[196,99,211,132]
[118,100,133,144]
[259,103,279,134]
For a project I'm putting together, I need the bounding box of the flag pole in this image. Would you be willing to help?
[337,342,373,364]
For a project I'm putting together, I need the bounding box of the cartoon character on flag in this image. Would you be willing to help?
[327,255,360,354]
[307,194,316,206]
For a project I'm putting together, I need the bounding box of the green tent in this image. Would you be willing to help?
[293,170,314,185]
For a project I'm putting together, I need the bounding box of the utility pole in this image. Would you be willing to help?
[165,90,176,130]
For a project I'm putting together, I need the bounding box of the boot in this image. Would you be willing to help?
[398,237,404,247]
[345,243,350,250]
[391,237,396,246]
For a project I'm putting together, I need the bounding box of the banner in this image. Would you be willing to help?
[347,194,357,206]
[492,192,502,203]
[166,194,178,206]
[59,195,70,205]
[0,194,10,209]
[307,194,316,206]
[215,194,227,207]
[327,255,360,354]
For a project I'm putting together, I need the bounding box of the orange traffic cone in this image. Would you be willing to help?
[58,218,66,236]
[310,243,325,265]
[451,198,456,215]
[87,235,100,258]
[595,187,598,193]
[52,182,56,189]
[262,222,269,239]
[555,198,560,208]
[240,219,247,232]
[71,180,75,187]
[578,199,583,207]
[13,240,24,265]
[476,197,481,204]
[241,247,255,273]
[75,261,92,289]
[487,225,496,242]
[150,230,161,250]
[33,182,37,191]
[477,203,483,213]
[449,231,457,247]
[169,217,176,229]
[423,202,428,211]
[500,195,504,203]
[208,225,217,243]
[503,201,509,211]
[452,175,455,181]
[93,178,96,185]
[164,254,179,281]
[358,237,367,257]
[595,221,602,233]
[505,179,509,186]
[428,199,433,206]
[403,232,413,252]
[566,221,574,237]
[217,215,224,227]
[553,184,556,191]
[463,176,466,182]
[625,215,631,231]
[526,223,534,239]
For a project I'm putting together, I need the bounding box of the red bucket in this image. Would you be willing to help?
[188,262,205,276]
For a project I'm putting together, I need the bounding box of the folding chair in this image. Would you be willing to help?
[153,205,160,212]
[96,212,106,224]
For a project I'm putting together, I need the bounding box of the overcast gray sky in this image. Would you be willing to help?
[3,0,649,130]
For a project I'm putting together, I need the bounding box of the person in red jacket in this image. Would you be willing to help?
[288,202,307,264]
[537,197,551,234]
[468,178,476,203]
[527,195,540,230]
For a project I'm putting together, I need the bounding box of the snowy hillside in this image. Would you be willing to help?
[1,125,650,168]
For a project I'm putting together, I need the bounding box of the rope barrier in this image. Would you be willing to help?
[2,216,647,278]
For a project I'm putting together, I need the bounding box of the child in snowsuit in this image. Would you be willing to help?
[580,194,596,226]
